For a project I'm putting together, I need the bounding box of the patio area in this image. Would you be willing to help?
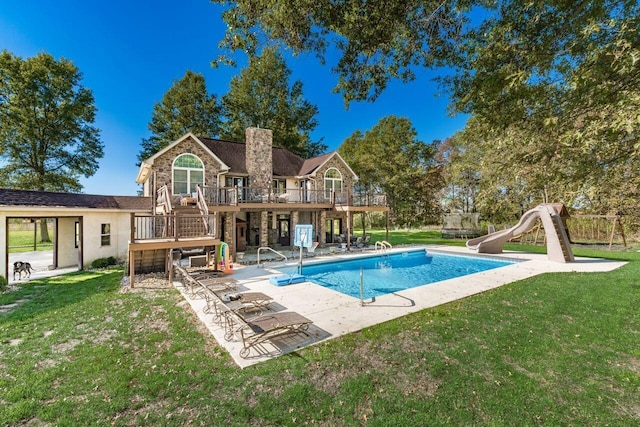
[173,245,626,368]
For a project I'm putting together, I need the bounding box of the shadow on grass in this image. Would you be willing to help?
[0,268,122,321]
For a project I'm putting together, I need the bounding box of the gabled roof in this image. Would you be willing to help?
[199,138,248,173]
[299,152,334,176]
[137,133,230,183]
[0,188,151,210]
[139,132,358,180]
[199,137,307,177]
[299,151,359,180]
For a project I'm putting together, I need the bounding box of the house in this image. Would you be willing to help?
[0,127,388,283]
[135,127,389,257]
[0,189,151,281]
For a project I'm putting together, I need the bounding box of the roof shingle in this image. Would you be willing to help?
[0,188,151,210]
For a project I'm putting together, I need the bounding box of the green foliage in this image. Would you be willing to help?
[435,136,479,214]
[0,275,7,292]
[138,70,222,162]
[439,2,640,225]
[340,116,444,226]
[212,1,640,231]
[90,257,117,269]
[0,50,103,192]
[221,48,325,157]
[212,0,465,105]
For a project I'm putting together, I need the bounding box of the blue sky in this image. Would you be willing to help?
[0,0,467,195]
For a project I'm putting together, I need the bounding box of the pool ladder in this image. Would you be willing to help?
[359,267,375,306]
[375,241,392,252]
[256,246,288,267]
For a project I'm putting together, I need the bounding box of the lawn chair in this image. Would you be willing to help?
[195,275,238,292]
[223,309,313,359]
[174,264,203,297]
[203,289,273,324]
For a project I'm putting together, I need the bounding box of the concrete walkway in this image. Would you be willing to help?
[175,245,626,368]
[8,250,78,284]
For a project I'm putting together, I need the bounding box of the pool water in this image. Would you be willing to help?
[299,250,516,299]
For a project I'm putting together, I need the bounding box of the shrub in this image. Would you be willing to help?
[91,256,118,269]
[0,275,8,292]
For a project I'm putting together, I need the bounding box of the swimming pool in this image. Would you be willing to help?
[298,249,517,299]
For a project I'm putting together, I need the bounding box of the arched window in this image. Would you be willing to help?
[324,167,342,199]
[172,154,204,195]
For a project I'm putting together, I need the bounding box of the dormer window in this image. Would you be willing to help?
[324,167,342,199]
[173,154,204,195]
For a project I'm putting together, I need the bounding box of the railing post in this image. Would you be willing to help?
[130,213,135,242]
[173,214,178,241]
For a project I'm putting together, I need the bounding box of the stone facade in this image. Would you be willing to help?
[224,212,236,255]
[141,129,384,255]
[245,128,273,189]
[311,155,356,197]
[260,211,269,247]
[152,136,225,193]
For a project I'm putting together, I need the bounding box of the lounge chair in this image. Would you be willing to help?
[223,309,313,359]
[174,265,204,297]
[195,275,238,292]
[203,289,273,323]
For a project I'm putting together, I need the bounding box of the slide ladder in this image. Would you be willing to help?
[544,207,574,262]
[467,204,574,263]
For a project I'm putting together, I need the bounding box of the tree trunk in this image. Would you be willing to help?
[40,218,51,243]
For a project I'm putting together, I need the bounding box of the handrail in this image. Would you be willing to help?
[375,241,392,252]
[257,246,288,266]
[156,184,172,215]
[196,185,209,234]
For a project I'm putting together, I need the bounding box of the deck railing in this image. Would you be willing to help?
[239,187,326,204]
[200,185,237,206]
[335,191,388,207]
[131,213,217,241]
[159,186,387,208]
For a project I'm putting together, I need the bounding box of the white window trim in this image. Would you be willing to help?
[172,153,205,195]
[100,223,111,247]
[324,167,343,199]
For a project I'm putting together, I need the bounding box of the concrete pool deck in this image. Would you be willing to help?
[174,245,626,368]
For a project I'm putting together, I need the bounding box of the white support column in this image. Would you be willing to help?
[1,215,7,281]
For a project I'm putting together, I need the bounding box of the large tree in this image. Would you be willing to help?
[0,50,103,192]
[214,2,640,218]
[221,48,325,157]
[138,70,222,163]
[0,50,103,242]
[340,116,444,227]
[441,2,640,225]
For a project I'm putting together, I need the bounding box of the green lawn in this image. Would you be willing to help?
[1,233,638,425]
[8,229,54,253]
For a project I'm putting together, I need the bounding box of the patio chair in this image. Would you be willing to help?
[174,264,203,297]
[357,233,371,248]
[203,289,273,324]
[277,193,290,203]
[194,275,238,292]
[223,309,313,359]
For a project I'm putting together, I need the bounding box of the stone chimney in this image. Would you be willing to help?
[245,127,273,188]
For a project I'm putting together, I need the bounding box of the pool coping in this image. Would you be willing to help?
[174,245,627,368]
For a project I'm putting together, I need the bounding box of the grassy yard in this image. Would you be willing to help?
[1,234,638,425]
[8,229,55,253]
